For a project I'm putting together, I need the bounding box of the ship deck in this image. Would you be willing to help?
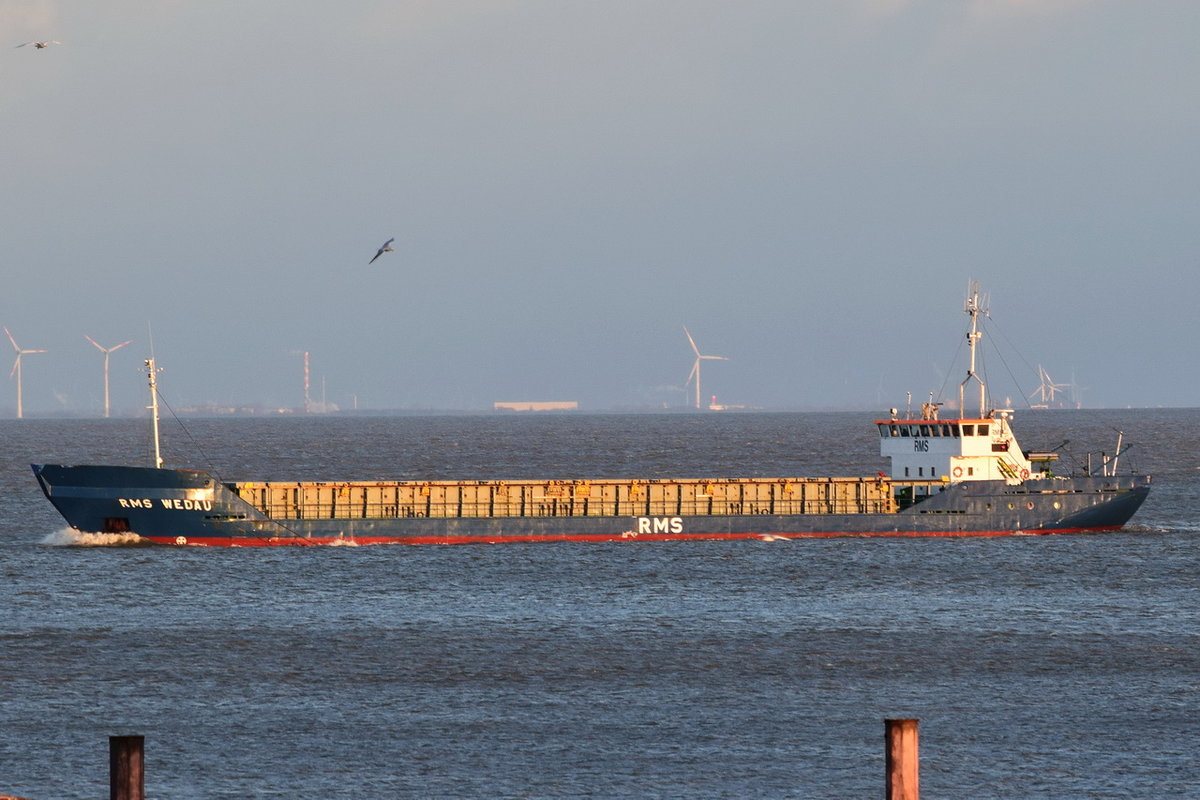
[230,476,905,521]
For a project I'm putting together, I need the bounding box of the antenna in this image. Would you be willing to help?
[958,282,988,418]
[683,326,729,410]
[5,327,47,419]
[145,357,163,468]
[85,336,133,418]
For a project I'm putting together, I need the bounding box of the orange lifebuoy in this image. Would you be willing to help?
[952,466,963,478]
[1020,469,1030,480]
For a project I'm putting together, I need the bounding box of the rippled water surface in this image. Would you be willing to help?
[1,410,1196,798]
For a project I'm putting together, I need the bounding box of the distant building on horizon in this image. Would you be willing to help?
[493,401,579,412]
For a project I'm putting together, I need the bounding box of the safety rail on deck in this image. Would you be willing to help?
[230,477,896,520]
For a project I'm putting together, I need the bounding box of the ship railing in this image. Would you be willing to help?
[248,498,897,520]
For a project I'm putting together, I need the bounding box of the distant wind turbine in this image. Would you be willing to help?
[683,326,728,410]
[85,336,133,418]
[1029,364,1071,408]
[369,237,395,265]
[5,327,47,419]
[1070,369,1087,409]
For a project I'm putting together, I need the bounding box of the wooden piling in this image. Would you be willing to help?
[885,718,919,800]
[109,735,144,800]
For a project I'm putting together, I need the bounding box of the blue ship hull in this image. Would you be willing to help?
[32,464,1151,546]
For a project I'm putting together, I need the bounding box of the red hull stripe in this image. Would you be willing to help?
[137,527,1125,547]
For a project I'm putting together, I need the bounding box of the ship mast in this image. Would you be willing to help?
[145,358,163,469]
[958,283,988,418]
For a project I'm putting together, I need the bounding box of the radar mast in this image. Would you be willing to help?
[958,282,988,418]
[145,358,163,469]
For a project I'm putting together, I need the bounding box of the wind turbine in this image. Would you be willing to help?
[85,335,133,418]
[683,326,729,410]
[1029,364,1071,408]
[5,327,47,419]
[1069,369,1087,409]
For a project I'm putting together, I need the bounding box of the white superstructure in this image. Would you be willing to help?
[876,410,1039,484]
[876,283,1054,490]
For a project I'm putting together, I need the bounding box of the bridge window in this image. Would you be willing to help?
[961,424,974,436]
[900,426,911,437]
[978,425,989,436]
[919,425,930,436]
[879,424,889,437]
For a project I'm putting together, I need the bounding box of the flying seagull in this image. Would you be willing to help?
[17,40,61,49]
[369,237,395,265]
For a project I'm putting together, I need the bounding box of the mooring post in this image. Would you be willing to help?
[109,735,144,800]
[885,718,919,800]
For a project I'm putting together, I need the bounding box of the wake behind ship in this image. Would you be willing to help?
[33,287,1150,546]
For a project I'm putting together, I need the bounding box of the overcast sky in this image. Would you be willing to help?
[3,0,1197,415]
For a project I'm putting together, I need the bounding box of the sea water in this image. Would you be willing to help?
[1,410,1196,798]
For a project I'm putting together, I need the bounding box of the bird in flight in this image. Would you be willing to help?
[369,237,395,265]
[17,40,61,49]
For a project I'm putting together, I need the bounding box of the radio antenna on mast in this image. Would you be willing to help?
[143,322,164,467]
[958,282,988,417]
[145,357,163,469]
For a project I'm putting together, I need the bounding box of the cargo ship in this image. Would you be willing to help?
[33,287,1149,546]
